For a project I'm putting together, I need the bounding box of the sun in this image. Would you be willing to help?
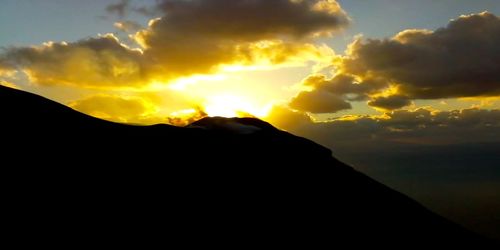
[204,94,269,118]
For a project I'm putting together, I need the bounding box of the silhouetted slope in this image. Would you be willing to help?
[0,85,495,247]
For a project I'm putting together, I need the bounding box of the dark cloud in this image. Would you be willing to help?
[0,59,11,71]
[133,6,159,17]
[106,0,130,18]
[290,73,388,112]
[289,88,351,113]
[152,0,348,40]
[106,0,160,18]
[292,12,500,113]
[0,55,16,76]
[368,95,411,110]
[310,73,387,99]
[343,12,500,99]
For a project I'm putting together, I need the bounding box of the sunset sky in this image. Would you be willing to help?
[1,0,499,239]
[1,0,499,123]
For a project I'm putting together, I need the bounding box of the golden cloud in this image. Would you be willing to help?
[267,105,500,148]
[68,94,160,124]
[133,0,348,80]
[114,20,142,33]
[1,0,349,90]
[2,34,147,88]
[0,80,20,90]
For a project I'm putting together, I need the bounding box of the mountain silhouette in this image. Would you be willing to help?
[0,85,496,247]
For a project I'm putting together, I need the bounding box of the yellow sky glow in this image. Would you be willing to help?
[203,94,272,118]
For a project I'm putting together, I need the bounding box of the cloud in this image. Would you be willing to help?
[292,12,500,113]
[106,0,159,18]
[0,80,20,90]
[151,0,348,39]
[265,105,500,241]
[69,94,160,124]
[266,105,314,131]
[311,74,386,101]
[134,0,349,78]
[0,57,16,76]
[67,90,213,125]
[343,12,500,99]
[289,88,351,113]
[1,34,147,88]
[268,106,500,151]
[114,20,142,33]
[106,0,130,18]
[133,5,159,17]
[2,0,349,89]
[290,73,389,112]
[368,95,411,110]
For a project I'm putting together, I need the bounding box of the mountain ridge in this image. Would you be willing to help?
[0,85,496,247]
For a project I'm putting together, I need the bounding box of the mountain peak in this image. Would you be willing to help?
[187,116,277,134]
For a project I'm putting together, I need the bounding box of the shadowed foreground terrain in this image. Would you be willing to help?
[1,85,496,247]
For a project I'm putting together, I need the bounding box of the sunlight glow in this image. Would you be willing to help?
[204,94,270,118]
[170,108,198,117]
[149,74,228,92]
[221,64,278,72]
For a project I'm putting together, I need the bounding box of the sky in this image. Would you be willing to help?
[1,0,499,239]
